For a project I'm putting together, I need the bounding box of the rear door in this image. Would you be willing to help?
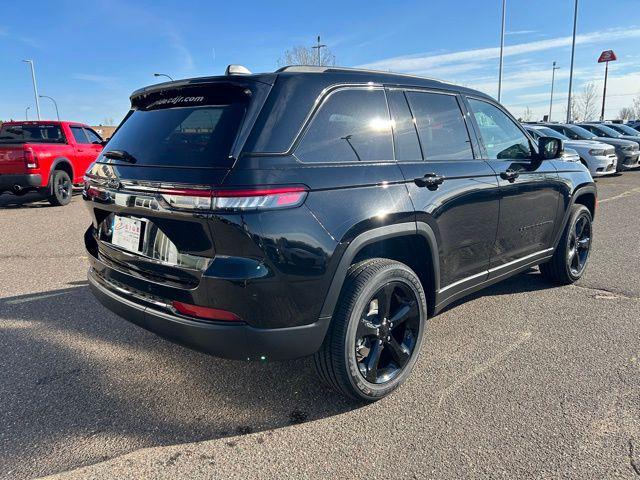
[390,88,500,293]
[464,96,561,274]
[69,126,96,181]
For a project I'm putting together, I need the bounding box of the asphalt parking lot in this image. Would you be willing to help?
[1,172,639,479]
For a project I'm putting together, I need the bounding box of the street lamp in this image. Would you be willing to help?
[153,73,174,81]
[39,95,60,121]
[25,106,31,120]
[548,62,560,122]
[312,36,327,66]
[497,0,507,102]
[566,0,579,123]
[22,60,41,120]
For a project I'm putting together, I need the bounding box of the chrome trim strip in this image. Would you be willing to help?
[438,248,554,294]
[487,248,554,273]
[438,270,487,294]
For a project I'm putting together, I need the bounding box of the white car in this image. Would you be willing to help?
[525,125,617,176]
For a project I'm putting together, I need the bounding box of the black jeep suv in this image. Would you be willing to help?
[83,65,596,401]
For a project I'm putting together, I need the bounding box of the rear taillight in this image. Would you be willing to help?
[159,186,308,211]
[172,301,241,322]
[24,147,38,169]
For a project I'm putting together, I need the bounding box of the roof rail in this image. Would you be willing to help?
[275,64,449,85]
[275,65,330,73]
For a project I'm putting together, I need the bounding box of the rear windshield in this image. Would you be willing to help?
[0,124,65,143]
[103,85,250,168]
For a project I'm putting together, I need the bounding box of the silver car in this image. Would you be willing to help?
[525,125,617,176]
[544,123,639,172]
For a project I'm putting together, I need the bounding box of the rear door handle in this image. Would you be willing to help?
[414,173,445,190]
[500,169,519,182]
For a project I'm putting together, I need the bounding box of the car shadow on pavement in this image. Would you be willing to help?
[0,284,355,478]
[441,268,552,314]
[0,190,81,208]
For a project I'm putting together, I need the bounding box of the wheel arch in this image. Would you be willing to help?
[319,222,440,320]
[48,157,75,191]
[552,182,597,250]
[572,184,597,219]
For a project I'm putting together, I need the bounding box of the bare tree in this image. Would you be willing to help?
[619,107,635,121]
[521,106,533,122]
[574,82,599,121]
[633,95,640,118]
[278,44,336,68]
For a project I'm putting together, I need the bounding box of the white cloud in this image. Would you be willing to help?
[357,27,640,74]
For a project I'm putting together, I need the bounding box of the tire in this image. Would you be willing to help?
[540,204,592,284]
[48,170,72,206]
[313,258,427,402]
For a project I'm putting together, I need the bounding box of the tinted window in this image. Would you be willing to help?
[0,124,65,143]
[468,98,531,159]
[565,125,597,140]
[387,90,422,161]
[71,126,90,144]
[538,127,568,140]
[84,128,103,144]
[582,124,622,138]
[103,105,247,168]
[406,92,473,160]
[296,88,393,163]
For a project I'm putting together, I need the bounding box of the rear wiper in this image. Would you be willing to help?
[103,150,137,163]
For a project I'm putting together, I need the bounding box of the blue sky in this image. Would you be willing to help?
[1,0,639,125]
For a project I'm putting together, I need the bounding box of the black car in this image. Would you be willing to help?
[83,65,596,401]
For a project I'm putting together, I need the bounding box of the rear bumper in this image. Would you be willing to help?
[0,173,42,191]
[88,267,330,361]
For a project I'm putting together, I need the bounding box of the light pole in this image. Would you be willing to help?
[153,73,174,81]
[312,36,327,66]
[22,60,41,120]
[39,95,60,121]
[498,0,506,102]
[548,62,560,122]
[566,0,578,123]
[25,106,31,120]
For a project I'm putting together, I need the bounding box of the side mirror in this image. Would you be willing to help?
[537,136,562,160]
[100,139,110,147]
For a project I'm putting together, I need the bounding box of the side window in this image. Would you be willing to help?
[70,126,90,144]
[406,92,473,160]
[84,128,103,144]
[387,89,422,161]
[467,98,531,160]
[295,88,393,163]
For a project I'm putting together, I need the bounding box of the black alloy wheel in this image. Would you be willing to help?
[313,258,427,402]
[48,170,73,206]
[567,214,591,277]
[540,204,593,284]
[354,282,420,384]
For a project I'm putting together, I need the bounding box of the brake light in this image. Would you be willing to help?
[24,147,38,169]
[159,186,308,211]
[172,301,241,322]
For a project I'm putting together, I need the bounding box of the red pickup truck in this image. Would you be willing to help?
[0,121,104,206]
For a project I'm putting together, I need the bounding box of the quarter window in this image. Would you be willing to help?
[295,89,393,163]
[406,92,473,160]
[387,90,422,161]
[467,98,531,159]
